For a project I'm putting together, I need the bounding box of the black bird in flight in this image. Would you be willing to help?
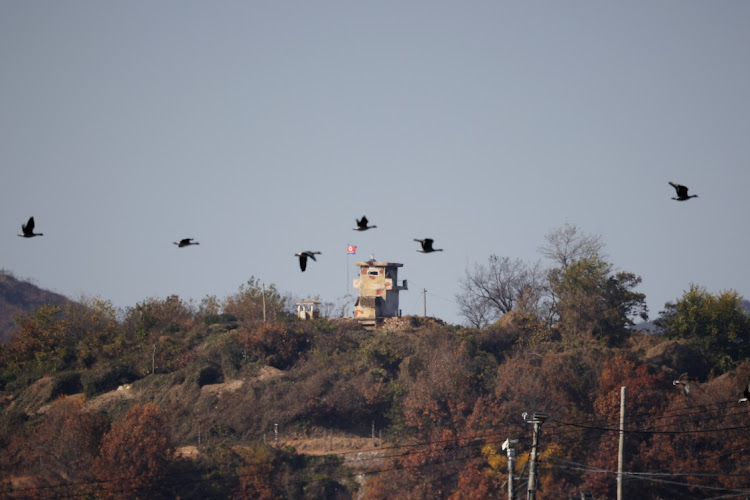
[18,217,43,238]
[739,380,750,403]
[354,216,377,231]
[295,251,321,272]
[414,238,443,253]
[672,373,699,394]
[669,182,698,201]
[174,238,199,248]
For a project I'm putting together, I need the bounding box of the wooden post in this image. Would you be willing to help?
[525,413,547,500]
[262,283,266,322]
[527,421,540,500]
[617,386,626,500]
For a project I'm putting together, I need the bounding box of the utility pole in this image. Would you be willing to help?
[525,411,547,500]
[152,344,156,374]
[503,438,518,500]
[262,283,267,322]
[617,386,626,500]
[423,288,427,317]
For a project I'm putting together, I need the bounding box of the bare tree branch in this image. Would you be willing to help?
[538,222,605,269]
[456,256,547,327]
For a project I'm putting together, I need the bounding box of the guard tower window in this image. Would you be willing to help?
[368,269,380,276]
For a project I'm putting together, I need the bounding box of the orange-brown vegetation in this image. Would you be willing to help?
[1,274,750,499]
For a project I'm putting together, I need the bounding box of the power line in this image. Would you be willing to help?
[4,434,504,499]
[535,399,746,447]
[5,396,749,498]
[540,458,750,496]
[550,418,750,436]
[545,398,737,431]
[8,418,750,499]
[542,454,750,480]
[1,429,513,497]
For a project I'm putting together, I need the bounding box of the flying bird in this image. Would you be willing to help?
[672,373,699,394]
[669,182,698,201]
[18,217,43,238]
[174,238,199,248]
[739,380,750,403]
[354,216,377,231]
[414,238,443,253]
[295,251,321,272]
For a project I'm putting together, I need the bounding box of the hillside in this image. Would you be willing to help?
[2,284,750,498]
[0,271,70,343]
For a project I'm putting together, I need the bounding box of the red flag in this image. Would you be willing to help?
[347,245,357,254]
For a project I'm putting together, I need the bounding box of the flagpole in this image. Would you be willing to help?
[346,244,356,301]
[346,244,349,297]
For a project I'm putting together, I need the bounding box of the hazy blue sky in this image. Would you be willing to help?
[2,2,749,325]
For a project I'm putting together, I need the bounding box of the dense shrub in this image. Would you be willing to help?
[94,403,175,498]
[238,322,311,369]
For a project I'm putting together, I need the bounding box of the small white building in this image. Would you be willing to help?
[296,301,320,320]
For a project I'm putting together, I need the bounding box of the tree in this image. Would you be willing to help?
[466,349,600,441]
[62,297,120,368]
[401,335,475,438]
[538,222,605,269]
[636,371,750,498]
[456,284,494,329]
[223,277,292,324]
[1,305,67,373]
[457,224,607,328]
[94,402,175,499]
[27,397,109,487]
[234,445,281,500]
[449,459,499,500]
[457,256,547,328]
[238,322,311,369]
[124,295,194,340]
[656,285,750,371]
[582,355,669,499]
[550,256,647,345]
[198,294,221,318]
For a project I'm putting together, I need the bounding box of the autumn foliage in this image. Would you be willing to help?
[2,268,750,498]
[238,321,311,369]
[93,402,175,499]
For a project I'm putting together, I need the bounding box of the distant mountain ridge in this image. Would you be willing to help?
[0,270,70,342]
